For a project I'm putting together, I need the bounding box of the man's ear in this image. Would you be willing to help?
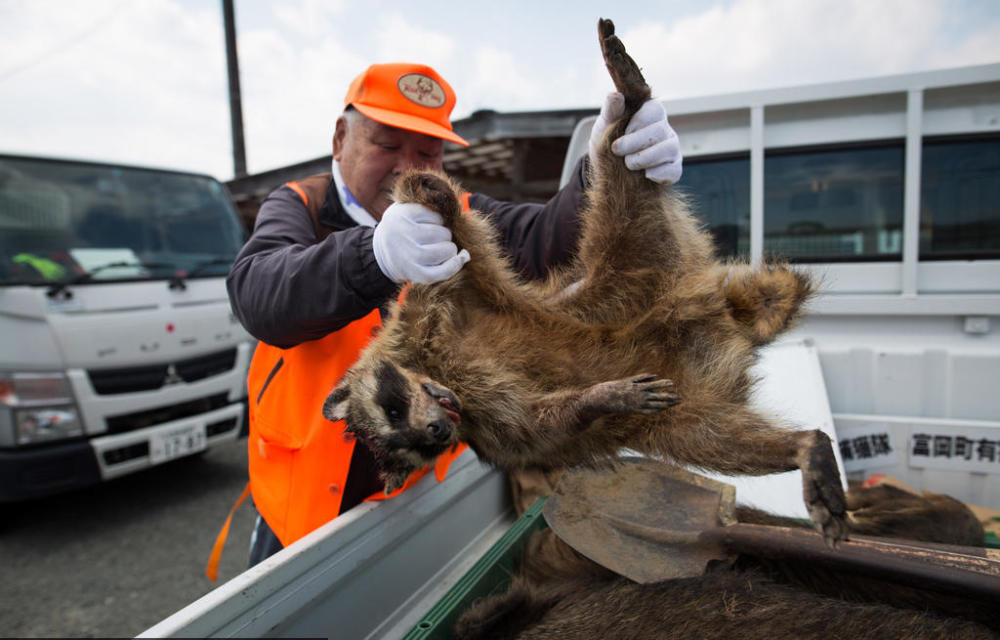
[332,116,347,162]
[323,384,350,422]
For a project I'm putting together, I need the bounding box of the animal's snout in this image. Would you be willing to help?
[427,419,451,442]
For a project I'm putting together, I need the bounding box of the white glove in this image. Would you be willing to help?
[372,202,470,284]
[588,92,683,185]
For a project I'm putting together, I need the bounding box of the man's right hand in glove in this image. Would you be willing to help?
[372,202,470,284]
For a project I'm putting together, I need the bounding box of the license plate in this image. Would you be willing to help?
[149,424,207,464]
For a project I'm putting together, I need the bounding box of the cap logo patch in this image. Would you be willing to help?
[397,73,446,108]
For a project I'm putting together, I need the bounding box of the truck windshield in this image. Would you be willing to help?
[0,155,245,286]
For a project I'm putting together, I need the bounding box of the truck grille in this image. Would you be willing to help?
[101,417,238,465]
[105,393,230,434]
[206,416,239,437]
[88,348,237,395]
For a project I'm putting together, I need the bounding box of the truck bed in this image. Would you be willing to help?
[140,451,513,639]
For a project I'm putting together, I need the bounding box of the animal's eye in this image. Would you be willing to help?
[386,406,402,421]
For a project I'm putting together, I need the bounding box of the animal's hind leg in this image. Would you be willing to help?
[598,18,651,113]
[392,169,463,224]
[655,404,849,546]
[551,20,717,325]
[393,170,540,314]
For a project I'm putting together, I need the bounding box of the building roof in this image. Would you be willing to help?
[226,107,597,203]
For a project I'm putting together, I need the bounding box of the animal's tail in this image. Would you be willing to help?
[720,261,815,345]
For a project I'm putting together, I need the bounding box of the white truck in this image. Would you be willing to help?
[143,62,999,638]
[0,154,253,501]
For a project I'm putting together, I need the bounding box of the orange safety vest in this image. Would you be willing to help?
[207,175,471,579]
[248,174,468,548]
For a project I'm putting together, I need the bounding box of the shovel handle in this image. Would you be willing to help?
[705,523,1000,602]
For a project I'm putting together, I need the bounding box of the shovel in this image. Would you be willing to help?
[542,457,1000,601]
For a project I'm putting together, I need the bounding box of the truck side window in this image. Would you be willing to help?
[920,136,1000,260]
[680,155,750,259]
[764,143,905,263]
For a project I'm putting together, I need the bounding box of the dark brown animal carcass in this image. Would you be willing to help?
[454,563,997,640]
[453,484,996,640]
[323,18,848,545]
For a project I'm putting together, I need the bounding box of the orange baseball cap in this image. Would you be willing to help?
[345,63,469,146]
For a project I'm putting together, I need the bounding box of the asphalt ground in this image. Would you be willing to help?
[0,437,255,638]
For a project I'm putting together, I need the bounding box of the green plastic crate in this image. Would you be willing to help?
[401,497,548,640]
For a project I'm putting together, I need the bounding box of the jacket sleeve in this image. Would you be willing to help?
[469,156,589,281]
[226,187,397,348]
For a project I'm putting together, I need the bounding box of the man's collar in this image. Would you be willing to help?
[331,159,378,227]
[315,173,355,232]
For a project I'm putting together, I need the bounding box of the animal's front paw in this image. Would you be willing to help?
[381,467,414,495]
[800,431,850,547]
[591,374,680,416]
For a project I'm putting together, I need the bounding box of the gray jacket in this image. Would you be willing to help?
[227,158,590,348]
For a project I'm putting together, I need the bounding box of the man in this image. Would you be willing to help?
[226,62,682,565]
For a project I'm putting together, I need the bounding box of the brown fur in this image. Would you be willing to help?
[846,483,985,546]
[323,19,848,544]
[453,564,997,640]
[453,486,996,639]
[734,483,986,547]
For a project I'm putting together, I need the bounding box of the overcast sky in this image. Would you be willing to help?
[2,0,999,181]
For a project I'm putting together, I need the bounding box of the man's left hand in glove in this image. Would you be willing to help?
[588,93,683,185]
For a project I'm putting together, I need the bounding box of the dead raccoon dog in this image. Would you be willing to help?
[323,19,848,545]
[453,485,996,639]
[453,560,997,640]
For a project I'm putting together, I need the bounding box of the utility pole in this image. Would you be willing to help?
[222,0,247,178]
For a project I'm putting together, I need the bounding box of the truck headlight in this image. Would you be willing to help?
[14,406,83,444]
[0,373,83,445]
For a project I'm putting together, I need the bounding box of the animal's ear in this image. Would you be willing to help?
[322,384,351,422]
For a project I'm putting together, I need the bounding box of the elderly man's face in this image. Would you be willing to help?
[333,111,445,220]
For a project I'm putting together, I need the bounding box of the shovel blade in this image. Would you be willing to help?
[542,458,737,584]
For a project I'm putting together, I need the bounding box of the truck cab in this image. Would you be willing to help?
[0,154,253,501]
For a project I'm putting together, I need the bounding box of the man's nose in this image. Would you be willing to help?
[393,146,422,173]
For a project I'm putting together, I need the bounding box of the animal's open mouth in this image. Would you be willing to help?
[438,396,460,425]
[422,382,461,426]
